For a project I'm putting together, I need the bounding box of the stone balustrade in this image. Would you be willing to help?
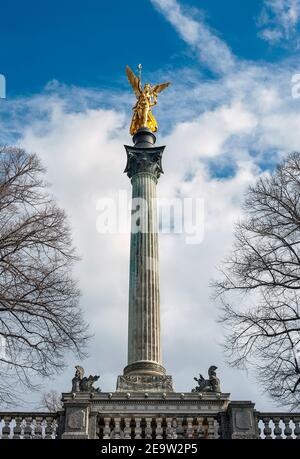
[0,412,62,439]
[257,413,300,439]
[1,408,300,439]
[97,415,221,439]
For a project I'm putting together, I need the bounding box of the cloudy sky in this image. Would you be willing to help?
[1,0,300,411]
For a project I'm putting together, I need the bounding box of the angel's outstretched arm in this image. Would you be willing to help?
[150,96,157,107]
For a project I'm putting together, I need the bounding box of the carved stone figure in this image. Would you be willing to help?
[71,366,101,393]
[71,365,83,392]
[192,366,221,393]
[80,375,100,392]
[126,65,170,136]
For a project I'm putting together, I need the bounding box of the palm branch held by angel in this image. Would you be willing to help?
[126,65,171,136]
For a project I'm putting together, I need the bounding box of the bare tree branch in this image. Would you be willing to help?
[0,146,90,407]
[213,152,300,409]
[38,390,63,412]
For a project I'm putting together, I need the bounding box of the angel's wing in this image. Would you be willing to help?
[126,65,142,99]
[151,82,171,95]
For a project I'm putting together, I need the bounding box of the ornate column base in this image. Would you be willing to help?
[117,360,174,392]
[116,374,174,393]
[123,361,166,376]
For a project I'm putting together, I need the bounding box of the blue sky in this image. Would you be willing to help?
[1,0,184,95]
[0,0,297,97]
[1,0,300,411]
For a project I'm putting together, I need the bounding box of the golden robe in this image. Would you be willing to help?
[129,95,158,136]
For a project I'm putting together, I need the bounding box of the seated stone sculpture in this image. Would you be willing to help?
[72,365,101,393]
[192,366,221,393]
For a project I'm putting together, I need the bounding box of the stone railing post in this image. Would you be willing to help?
[124,417,132,439]
[88,412,98,439]
[61,402,90,439]
[103,417,111,439]
[186,417,194,438]
[227,401,259,439]
[145,417,153,439]
[133,417,142,439]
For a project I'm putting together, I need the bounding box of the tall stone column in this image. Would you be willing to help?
[127,172,162,369]
[116,127,173,392]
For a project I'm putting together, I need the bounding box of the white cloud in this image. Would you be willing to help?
[258,0,300,44]
[163,101,257,160]
[150,0,236,74]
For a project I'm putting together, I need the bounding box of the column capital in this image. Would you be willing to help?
[124,145,165,180]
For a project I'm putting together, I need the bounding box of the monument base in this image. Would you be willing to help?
[116,374,174,392]
[61,391,233,439]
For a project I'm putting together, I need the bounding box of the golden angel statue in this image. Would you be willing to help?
[126,65,170,136]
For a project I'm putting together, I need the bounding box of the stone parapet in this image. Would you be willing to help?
[61,391,230,439]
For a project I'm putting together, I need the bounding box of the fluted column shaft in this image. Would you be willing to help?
[123,128,166,377]
[128,172,161,365]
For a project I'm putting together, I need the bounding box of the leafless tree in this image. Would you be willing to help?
[214,152,300,409]
[39,390,63,412]
[0,146,89,407]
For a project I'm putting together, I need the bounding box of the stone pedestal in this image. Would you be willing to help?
[116,374,173,393]
[227,401,258,439]
[61,400,90,439]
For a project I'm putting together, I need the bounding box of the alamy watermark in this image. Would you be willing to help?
[96,191,205,245]
[0,74,6,99]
